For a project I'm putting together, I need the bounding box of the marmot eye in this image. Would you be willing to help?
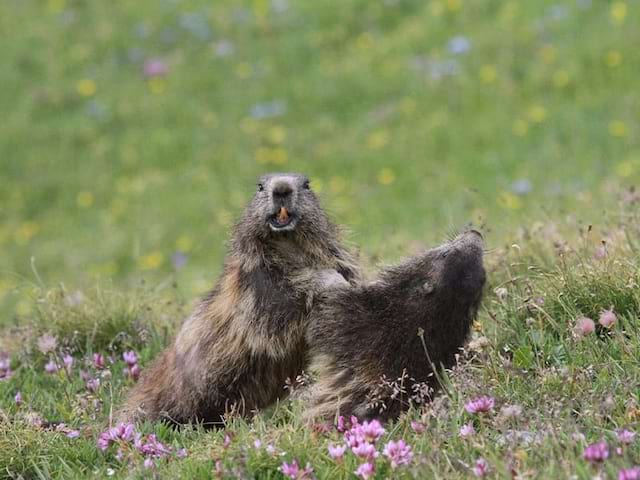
[257,183,264,192]
[303,180,310,190]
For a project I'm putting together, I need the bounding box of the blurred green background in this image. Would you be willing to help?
[1,0,638,321]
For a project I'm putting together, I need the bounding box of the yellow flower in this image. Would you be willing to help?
[76,79,97,97]
[377,168,396,186]
[539,45,556,64]
[267,126,287,144]
[610,2,627,24]
[446,0,461,12]
[367,130,390,150]
[15,222,40,245]
[76,191,94,208]
[235,63,252,79]
[553,70,569,88]
[512,119,528,137]
[609,120,627,138]
[138,251,164,270]
[527,105,546,123]
[605,50,622,68]
[479,65,497,84]
[497,191,522,210]
[147,78,166,94]
[176,235,193,252]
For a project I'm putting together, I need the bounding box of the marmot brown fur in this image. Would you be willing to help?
[117,173,360,426]
[304,230,486,422]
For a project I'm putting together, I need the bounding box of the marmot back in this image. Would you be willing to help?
[304,231,486,422]
[117,173,360,426]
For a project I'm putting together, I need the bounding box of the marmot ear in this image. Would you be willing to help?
[422,281,435,294]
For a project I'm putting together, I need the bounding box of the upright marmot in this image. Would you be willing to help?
[304,230,486,421]
[117,173,359,426]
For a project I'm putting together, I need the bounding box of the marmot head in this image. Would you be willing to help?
[238,172,333,242]
[421,230,486,308]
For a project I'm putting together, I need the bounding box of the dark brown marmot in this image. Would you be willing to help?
[304,230,486,422]
[117,173,359,426]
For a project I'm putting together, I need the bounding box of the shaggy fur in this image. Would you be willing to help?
[304,231,486,422]
[117,173,359,426]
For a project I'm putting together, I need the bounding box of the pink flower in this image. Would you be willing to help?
[599,309,617,328]
[328,444,346,461]
[223,433,232,448]
[410,421,426,433]
[143,458,155,469]
[66,430,80,439]
[574,317,595,337]
[62,354,74,370]
[336,415,347,432]
[383,439,413,468]
[137,434,171,458]
[465,396,495,414]
[352,442,378,461]
[37,334,58,354]
[143,59,169,78]
[253,439,262,449]
[86,378,100,392]
[473,458,490,477]
[129,364,141,381]
[355,462,375,479]
[97,423,136,451]
[359,420,385,443]
[459,423,476,437]
[619,467,640,480]
[122,351,138,366]
[617,429,636,444]
[93,353,106,369]
[176,448,188,458]
[44,360,59,374]
[583,440,609,463]
[14,391,22,405]
[0,354,12,380]
[280,460,299,479]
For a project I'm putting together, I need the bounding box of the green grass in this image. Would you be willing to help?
[1,0,640,478]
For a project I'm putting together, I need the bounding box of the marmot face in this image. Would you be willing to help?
[244,173,327,236]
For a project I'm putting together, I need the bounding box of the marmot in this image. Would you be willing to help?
[117,173,360,426]
[304,230,486,422]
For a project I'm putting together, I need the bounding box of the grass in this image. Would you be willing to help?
[1,0,640,478]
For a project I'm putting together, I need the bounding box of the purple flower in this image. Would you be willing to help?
[583,440,609,463]
[599,309,617,328]
[93,353,106,369]
[336,415,347,432]
[619,467,640,480]
[0,354,12,380]
[143,458,155,469]
[448,35,471,55]
[14,391,22,405]
[97,423,136,451]
[280,460,300,479]
[360,420,385,443]
[143,59,168,78]
[253,439,262,449]
[63,354,74,372]
[176,448,188,458]
[44,360,59,374]
[122,351,138,366]
[86,378,100,393]
[328,444,346,461]
[129,363,141,381]
[355,462,375,479]
[383,439,413,469]
[352,442,378,461]
[410,420,426,433]
[459,422,476,437]
[137,434,172,458]
[465,396,495,414]
[37,334,58,354]
[473,458,490,477]
[66,430,81,439]
[617,429,636,444]
[574,317,595,337]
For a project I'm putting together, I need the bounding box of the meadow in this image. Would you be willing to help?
[1,0,639,478]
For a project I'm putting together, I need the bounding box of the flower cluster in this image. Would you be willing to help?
[122,351,141,381]
[465,396,495,414]
[97,422,186,469]
[280,460,314,479]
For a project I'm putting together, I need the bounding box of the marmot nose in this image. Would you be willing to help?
[272,180,294,199]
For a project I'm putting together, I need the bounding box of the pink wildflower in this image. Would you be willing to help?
[336,415,347,432]
[473,458,490,477]
[383,439,413,468]
[223,433,232,448]
[143,458,155,469]
[328,444,346,461]
[410,420,426,433]
[355,462,375,479]
[143,59,169,78]
[599,309,617,328]
[14,391,22,405]
[122,351,138,366]
[129,363,141,381]
[459,422,476,437]
[37,334,57,354]
[66,430,80,439]
[176,448,188,458]
[619,467,640,480]
[359,420,385,443]
[0,354,12,380]
[44,360,59,374]
[253,439,262,449]
[617,429,636,444]
[465,396,495,414]
[280,460,300,479]
[86,378,100,392]
[352,442,378,460]
[583,440,609,463]
[93,353,106,369]
[574,317,595,337]
[62,354,74,373]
